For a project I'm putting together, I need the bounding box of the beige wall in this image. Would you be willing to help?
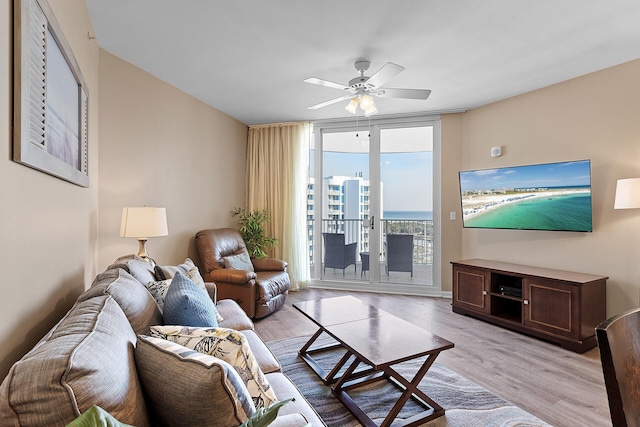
[450,59,640,317]
[440,113,464,292]
[97,51,247,271]
[0,4,246,380]
[0,0,100,379]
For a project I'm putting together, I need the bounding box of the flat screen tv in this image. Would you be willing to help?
[459,159,592,232]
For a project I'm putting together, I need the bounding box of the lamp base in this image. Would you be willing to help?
[137,238,157,267]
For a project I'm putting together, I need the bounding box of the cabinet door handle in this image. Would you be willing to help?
[482,291,487,295]
[523,299,529,305]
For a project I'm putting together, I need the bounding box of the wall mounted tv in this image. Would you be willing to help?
[459,159,592,232]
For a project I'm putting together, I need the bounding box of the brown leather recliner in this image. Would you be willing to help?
[195,228,290,319]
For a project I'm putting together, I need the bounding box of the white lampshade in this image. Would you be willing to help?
[363,102,378,117]
[345,98,359,114]
[359,94,374,110]
[614,178,640,209]
[120,207,168,238]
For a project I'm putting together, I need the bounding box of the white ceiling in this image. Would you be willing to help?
[86,0,640,126]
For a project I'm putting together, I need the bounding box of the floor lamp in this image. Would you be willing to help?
[120,207,168,266]
[614,178,640,210]
[614,178,640,305]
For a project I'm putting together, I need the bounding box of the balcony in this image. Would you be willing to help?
[308,218,433,285]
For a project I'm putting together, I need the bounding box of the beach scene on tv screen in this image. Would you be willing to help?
[459,160,592,232]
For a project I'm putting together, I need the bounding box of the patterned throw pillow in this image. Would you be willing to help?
[150,325,277,409]
[223,252,255,272]
[135,335,255,426]
[144,279,172,312]
[163,272,219,328]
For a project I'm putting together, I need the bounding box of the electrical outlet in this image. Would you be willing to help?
[450,212,456,221]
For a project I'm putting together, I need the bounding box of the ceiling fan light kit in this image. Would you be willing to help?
[344,94,378,116]
[359,94,378,116]
[305,60,431,116]
[345,98,359,114]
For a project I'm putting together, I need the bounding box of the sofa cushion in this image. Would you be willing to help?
[0,296,150,427]
[217,299,254,331]
[239,330,281,374]
[266,372,326,427]
[163,271,219,327]
[149,325,277,409]
[107,254,156,285]
[80,268,163,335]
[135,335,255,427]
[269,413,312,427]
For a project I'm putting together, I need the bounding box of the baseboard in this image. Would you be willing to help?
[307,280,451,299]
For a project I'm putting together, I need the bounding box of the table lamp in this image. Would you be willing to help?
[120,207,168,265]
[614,178,640,210]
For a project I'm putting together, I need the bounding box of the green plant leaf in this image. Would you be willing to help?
[239,398,295,427]
[231,207,277,259]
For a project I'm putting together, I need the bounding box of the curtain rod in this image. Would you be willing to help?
[249,121,311,129]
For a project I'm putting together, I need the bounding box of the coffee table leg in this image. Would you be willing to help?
[298,328,353,385]
[332,355,381,427]
[331,350,446,427]
[380,352,444,427]
[298,328,323,356]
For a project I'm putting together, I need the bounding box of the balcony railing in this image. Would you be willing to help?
[308,218,433,266]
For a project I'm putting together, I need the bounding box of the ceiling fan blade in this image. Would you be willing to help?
[304,77,350,91]
[365,62,405,89]
[308,94,354,110]
[376,88,431,100]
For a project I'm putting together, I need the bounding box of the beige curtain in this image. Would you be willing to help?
[246,122,311,290]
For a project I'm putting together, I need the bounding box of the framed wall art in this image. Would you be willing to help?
[13,0,89,187]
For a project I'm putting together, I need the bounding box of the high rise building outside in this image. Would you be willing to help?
[307,174,383,259]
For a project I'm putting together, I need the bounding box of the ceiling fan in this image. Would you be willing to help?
[304,60,431,116]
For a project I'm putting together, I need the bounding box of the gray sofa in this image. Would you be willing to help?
[0,255,324,427]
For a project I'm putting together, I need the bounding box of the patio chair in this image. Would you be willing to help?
[322,233,357,276]
[385,234,414,277]
[596,308,640,427]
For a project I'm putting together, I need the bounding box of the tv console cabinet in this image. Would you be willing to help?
[451,259,607,353]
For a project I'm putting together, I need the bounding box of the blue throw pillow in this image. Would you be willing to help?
[163,271,219,327]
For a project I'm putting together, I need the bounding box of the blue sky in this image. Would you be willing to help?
[459,160,591,192]
[312,151,433,211]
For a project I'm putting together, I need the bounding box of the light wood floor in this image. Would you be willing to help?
[254,288,612,427]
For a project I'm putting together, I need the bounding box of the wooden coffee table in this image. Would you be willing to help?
[293,296,454,427]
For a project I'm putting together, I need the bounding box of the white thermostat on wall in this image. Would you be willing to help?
[490,146,502,157]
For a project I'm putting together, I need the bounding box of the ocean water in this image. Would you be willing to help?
[384,211,433,220]
[464,193,592,231]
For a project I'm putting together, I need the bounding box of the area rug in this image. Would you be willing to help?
[266,334,552,427]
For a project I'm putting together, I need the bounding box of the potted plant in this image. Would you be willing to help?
[231,207,277,259]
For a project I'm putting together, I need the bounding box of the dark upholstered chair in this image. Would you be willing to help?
[195,228,290,319]
[596,308,640,427]
[385,234,414,277]
[322,233,357,276]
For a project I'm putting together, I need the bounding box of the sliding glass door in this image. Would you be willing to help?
[378,126,434,285]
[309,115,440,294]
